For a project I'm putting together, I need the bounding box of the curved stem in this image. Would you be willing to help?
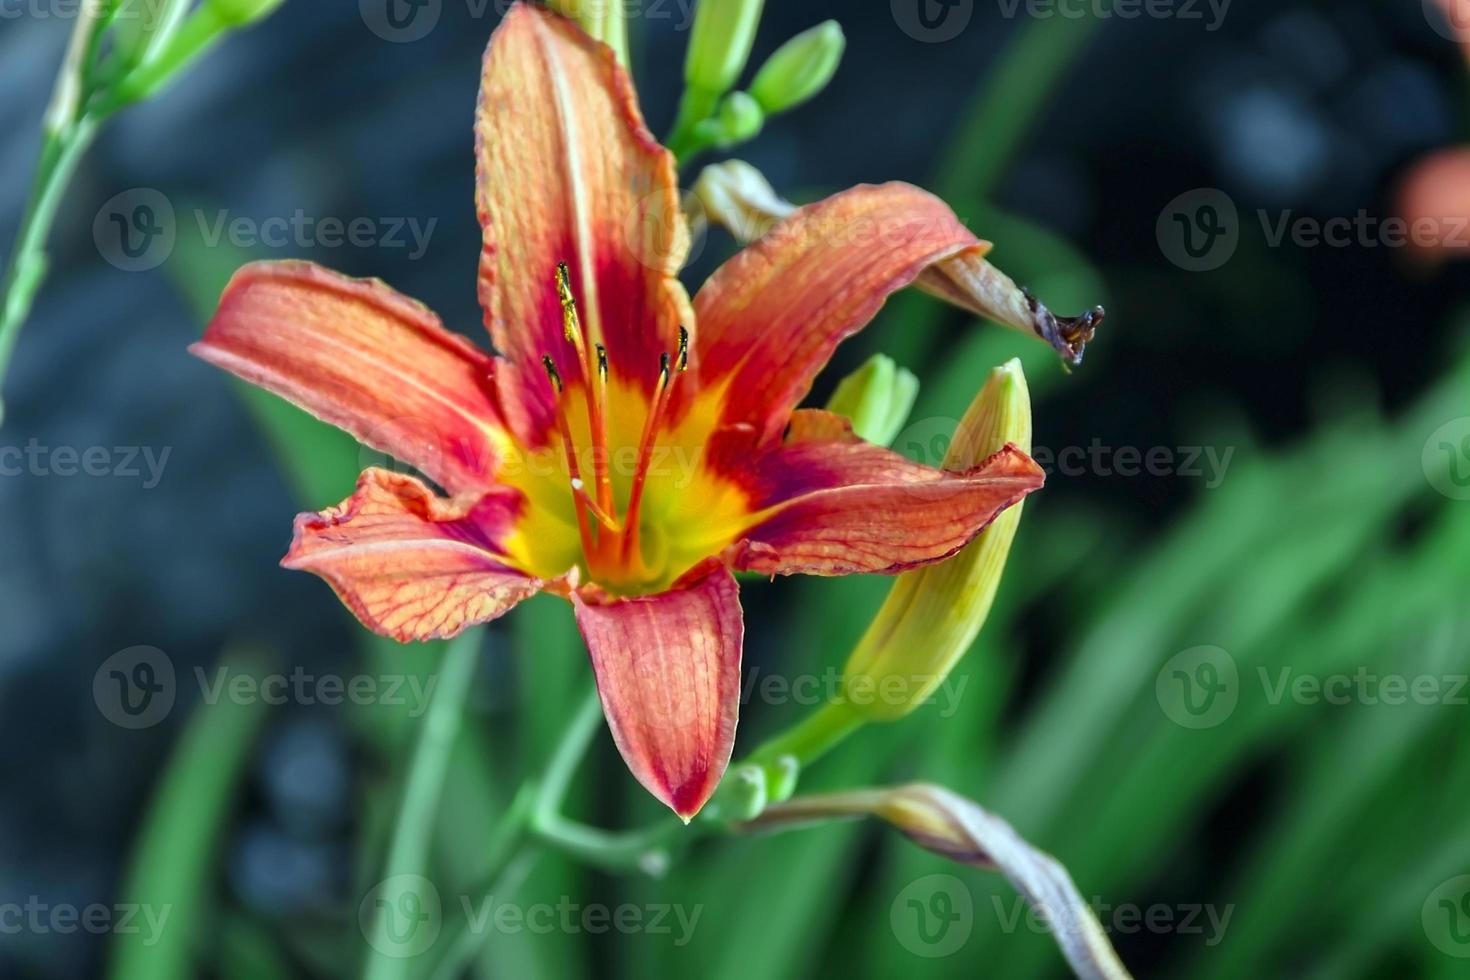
[0,116,99,421]
[361,631,481,980]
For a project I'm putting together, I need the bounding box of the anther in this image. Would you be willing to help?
[595,343,608,381]
[676,326,689,372]
[541,354,563,393]
[555,262,581,343]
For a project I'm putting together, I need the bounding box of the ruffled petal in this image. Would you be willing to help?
[731,411,1044,577]
[191,261,507,496]
[283,468,542,642]
[689,182,982,444]
[476,3,691,439]
[572,561,743,821]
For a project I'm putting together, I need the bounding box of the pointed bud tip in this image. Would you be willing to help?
[750,19,846,114]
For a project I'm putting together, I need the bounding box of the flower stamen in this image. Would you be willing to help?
[556,262,614,514]
[621,336,686,567]
[542,353,600,566]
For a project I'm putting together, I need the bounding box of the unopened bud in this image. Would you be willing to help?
[749,20,844,114]
[840,359,1033,720]
[684,0,765,94]
[825,354,918,447]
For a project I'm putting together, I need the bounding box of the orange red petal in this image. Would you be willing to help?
[190,261,507,496]
[730,411,1044,577]
[475,3,692,441]
[283,468,542,642]
[571,560,743,821]
[690,182,984,444]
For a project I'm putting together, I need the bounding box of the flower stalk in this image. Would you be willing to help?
[0,0,287,425]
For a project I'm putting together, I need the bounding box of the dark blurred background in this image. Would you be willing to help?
[3,0,1470,977]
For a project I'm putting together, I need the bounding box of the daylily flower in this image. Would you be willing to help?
[190,2,1047,820]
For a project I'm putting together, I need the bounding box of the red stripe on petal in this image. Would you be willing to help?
[191,261,507,495]
[284,469,542,642]
[572,562,743,821]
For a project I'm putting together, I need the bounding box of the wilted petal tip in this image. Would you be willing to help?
[1022,287,1105,365]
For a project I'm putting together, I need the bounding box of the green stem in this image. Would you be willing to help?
[361,631,481,980]
[743,699,866,778]
[666,85,721,163]
[0,116,99,419]
[525,686,684,874]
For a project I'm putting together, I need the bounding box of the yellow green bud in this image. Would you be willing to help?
[685,0,765,94]
[714,90,764,146]
[840,359,1032,720]
[749,20,844,114]
[825,353,918,447]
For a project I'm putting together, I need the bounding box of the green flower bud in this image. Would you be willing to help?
[840,359,1032,720]
[685,0,765,94]
[716,90,764,145]
[749,20,844,115]
[206,0,288,27]
[825,353,919,447]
